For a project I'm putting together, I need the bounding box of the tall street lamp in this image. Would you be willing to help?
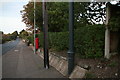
[34,0,36,54]
[42,0,49,69]
[68,0,74,75]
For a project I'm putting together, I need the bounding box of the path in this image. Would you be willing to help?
[2,40,66,78]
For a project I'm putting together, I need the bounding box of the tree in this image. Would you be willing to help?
[47,2,89,31]
[47,2,69,32]
[12,31,18,36]
[21,2,90,32]
[20,29,25,34]
[20,2,43,31]
[21,2,107,32]
[11,31,18,40]
[19,29,29,39]
[74,2,90,28]
[74,2,106,25]
[86,2,106,24]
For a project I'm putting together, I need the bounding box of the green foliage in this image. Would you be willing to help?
[21,2,42,30]
[108,9,120,31]
[2,35,11,43]
[47,2,69,32]
[22,2,106,32]
[75,24,105,58]
[2,31,18,44]
[47,2,94,31]
[36,24,105,58]
[27,25,105,58]
[11,31,18,40]
[37,32,69,51]
[19,29,29,40]
[27,34,34,45]
[86,2,106,24]
[48,32,69,51]
[38,33,44,47]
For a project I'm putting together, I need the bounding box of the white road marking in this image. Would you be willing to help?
[14,50,19,52]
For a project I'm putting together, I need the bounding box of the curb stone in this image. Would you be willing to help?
[69,66,87,78]
[30,46,87,78]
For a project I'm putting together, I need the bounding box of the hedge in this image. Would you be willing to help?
[27,35,34,45]
[28,24,105,58]
[2,34,17,44]
[74,25,105,58]
[48,32,69,51]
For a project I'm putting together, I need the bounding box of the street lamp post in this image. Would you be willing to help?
[42,1,49,69]
[68,1,74,75]
[34,0,36,54]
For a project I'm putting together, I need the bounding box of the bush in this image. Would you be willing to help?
[2,35,13,43]
[27,35,34,45]
[28,24,105,58]
[38,32,69,51]
[38,33,44,48]
[48,32,69,51]
[75,24,105,58]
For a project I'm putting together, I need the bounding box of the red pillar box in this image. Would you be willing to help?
[35,37,39,50]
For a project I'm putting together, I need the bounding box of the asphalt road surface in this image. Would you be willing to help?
[2,38,20,55]
[2,39,66,78]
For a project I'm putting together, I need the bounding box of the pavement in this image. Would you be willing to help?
[2,40,66,78]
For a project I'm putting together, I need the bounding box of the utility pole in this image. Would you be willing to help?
[42,0,49,69]
[68,0,74,75]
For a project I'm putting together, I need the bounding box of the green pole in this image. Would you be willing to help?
[68,1,74,75]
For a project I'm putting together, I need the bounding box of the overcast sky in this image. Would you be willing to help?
[0,0,29,34]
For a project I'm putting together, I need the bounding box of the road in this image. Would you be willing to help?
[2,39,66,78]
[2,38,20,55]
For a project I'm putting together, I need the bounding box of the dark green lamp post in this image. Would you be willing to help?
[68,0,74,75]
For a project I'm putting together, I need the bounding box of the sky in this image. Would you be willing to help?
[0,0,29,34]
